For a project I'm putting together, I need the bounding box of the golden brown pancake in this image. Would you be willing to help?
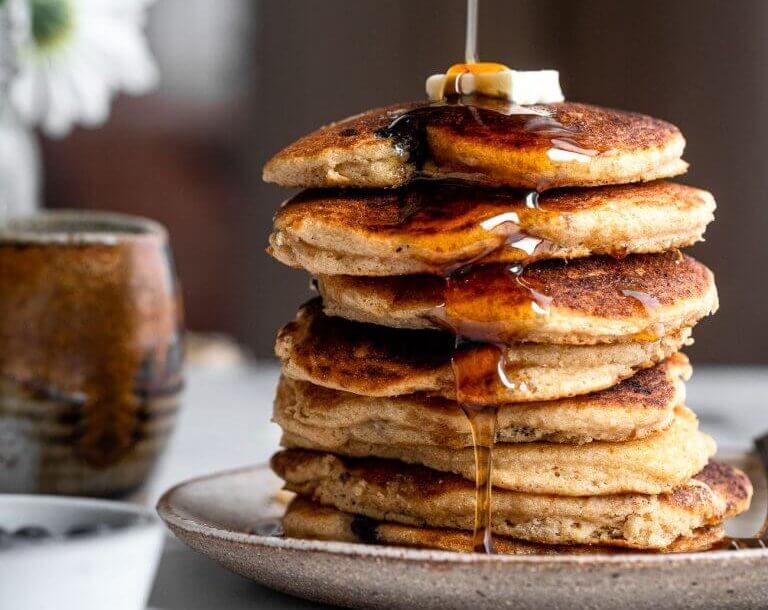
[281,406,716,496]
[274,354,689,447]
[276,299,693,404]
[317,252,718,345]
[274,453,750,550]
[263,102,688,189]
[283,497,725,554]
[270,181,715,276]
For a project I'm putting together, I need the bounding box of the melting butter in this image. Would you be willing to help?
[426,63,564,105]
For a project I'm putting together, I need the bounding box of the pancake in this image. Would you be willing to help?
[274,453,750,549]
[274,354,689,447]
[263,102,687,189]
[270,181,715,276]
[317,252,718,345]
[281,406,716,496]
[276,299,693,403]
[283,497,725,554]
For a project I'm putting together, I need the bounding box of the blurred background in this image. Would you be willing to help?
[37,0,767,363]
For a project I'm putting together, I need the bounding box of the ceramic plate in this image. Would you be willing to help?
[157,450,768,609]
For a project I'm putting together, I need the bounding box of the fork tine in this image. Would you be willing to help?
[753,433,768,468]
[752,433,768,539]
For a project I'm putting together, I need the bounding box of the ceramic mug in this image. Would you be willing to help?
[0,211,184,497]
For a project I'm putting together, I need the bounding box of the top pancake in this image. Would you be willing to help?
[263,101,688,189]
[270,181,715,276]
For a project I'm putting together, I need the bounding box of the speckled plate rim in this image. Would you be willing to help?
[157,456,768,569]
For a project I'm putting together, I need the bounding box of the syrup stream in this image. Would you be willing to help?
[462,405,495,553]
[442,255,543,554]
[379,3,648,553]
[465,0,478,64]
[453,340,501,553]
[450,1,550,551]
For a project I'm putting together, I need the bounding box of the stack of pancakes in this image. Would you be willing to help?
[263,100,752,554]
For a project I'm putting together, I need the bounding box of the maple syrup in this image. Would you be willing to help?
[465,0,478,64]
[439,260,550,553]
[422,189,556,554]
[620,287,665,341]
[460,404,496,553]
[381,181,558,274]
[413,0,581,553]
[376,98,597,190]
[435,262,552,341]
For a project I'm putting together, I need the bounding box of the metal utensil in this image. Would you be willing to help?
[724,433,768,549]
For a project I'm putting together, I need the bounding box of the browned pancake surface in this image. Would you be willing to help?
[276,299,693,402]
[268,102,680,162]
[274,354,689,446]
[270,181,715,275]
[275,299,452,395]
[263,102,687,189]
[317,252,717,344]
[277,181,708,230]
[325,252,712,319]
[274,452,750,510]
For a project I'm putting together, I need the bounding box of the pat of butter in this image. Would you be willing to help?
[426,66,564,105]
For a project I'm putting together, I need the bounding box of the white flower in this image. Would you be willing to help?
[9,0,158,137]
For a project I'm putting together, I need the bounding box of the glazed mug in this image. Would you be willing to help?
[0,211,184,497]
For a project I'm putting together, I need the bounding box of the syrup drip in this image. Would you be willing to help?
[402,90,579,555]
[437,239,554,554]
[401,0,590,553]
[465,0,478,64]
[385,182,556,275]
[620,287,665,342]
[453,341,497,553]
[433,262,553,343]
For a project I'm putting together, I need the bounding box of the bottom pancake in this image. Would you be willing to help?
[283,497,725,555]
[273,450,750,549]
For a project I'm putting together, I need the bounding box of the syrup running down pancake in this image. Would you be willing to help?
[263,101,688,190]
[270,181,715,276]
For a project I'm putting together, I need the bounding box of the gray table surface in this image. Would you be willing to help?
[146,361,768,609]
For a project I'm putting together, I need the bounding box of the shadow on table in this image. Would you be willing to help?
[149,540,334,610]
